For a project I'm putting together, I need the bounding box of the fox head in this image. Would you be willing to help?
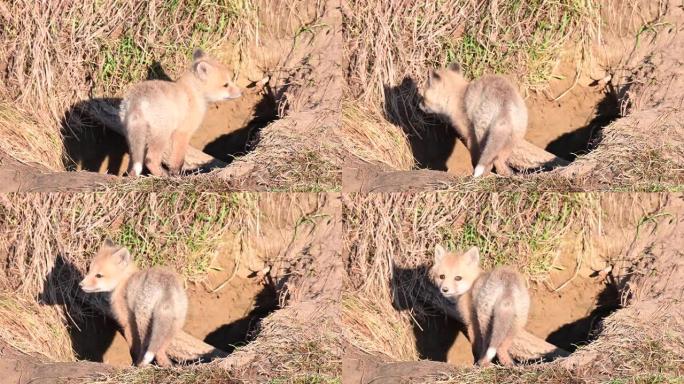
[80,239,134,293]
[419,62,468,116]
[429,244,481,299]
[191,49,242,102]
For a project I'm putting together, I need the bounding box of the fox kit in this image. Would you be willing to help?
[429,245,530,366]
[120,49,242,176]
[419,63,527,177]
[80,239,188,367]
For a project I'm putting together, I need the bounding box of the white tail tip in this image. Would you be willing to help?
[485,347,497,362]
[132,162,143,176]
[141,351,155,366]
[473,165,485,178]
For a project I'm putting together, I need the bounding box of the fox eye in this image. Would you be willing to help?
[439,274,445,280]
[454,276,462,281]
[95,273,103,278]
[223,83,230,88]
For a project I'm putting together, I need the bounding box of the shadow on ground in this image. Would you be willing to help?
[39,255,117,362]
[203,280,279,355]
[545,93,620,162]
[383,76,458,171]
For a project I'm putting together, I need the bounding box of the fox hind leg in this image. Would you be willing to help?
[493,142,513,176]
[168,130,190,176]
[144,137,168,176]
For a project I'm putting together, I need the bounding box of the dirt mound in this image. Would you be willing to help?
[341,0,684,191]
[0,0,343,192]
[0,193,342,383]
[342,193,683,383]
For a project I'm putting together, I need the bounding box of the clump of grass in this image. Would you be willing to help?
[220,110,343,192]
[0,102,63,169]
[0,294,75,362]
[341,292,418,362]
[340,103,414,171]
[562,109,684,191]
[95,0,258,96]
[454,1,599,88]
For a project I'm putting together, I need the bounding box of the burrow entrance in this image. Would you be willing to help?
[61,65,278,176]
[62,249,279,366]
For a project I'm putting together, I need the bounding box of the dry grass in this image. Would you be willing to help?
[342,192,599,362]
[563,110,684,191]
[224,112,344,192]
[0,294,75,362]
[340,103,414,171]
[342,291,418,362]
[0,193,256,297]
[343,0,600,120]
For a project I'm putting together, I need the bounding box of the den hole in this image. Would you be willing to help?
[60,60,278,176]
[392,262,621,366]
[382,71,620,175]
[39,253,279,366]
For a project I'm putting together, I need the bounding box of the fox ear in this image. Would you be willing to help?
[111,246,132,266]
[103,238,116,248]
[434,244,447,264]
[192,49,205,61]
[193,61,211,80]
[448,62,461,73]
[463,246,480,265]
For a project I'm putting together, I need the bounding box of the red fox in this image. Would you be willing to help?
[120,49,242,176]
[419,63,528,177]
[79,239,188,367]
[429,244,530,366]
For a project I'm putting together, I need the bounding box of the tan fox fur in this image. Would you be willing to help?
[120,49,242,176]
[419,63,528,177]
[429,245,530,366]
[80,239,188,367]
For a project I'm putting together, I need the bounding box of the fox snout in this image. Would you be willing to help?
[418,101,427,113]
[79,278,96,292]
[225,85,241,100]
